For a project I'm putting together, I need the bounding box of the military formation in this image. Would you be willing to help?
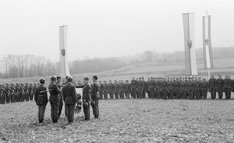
[98,75,234,100]
[0,83,37,104]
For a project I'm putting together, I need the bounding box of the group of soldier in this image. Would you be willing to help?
[0,83,37,104]
[98,75,233,100]
[34,75,100,124]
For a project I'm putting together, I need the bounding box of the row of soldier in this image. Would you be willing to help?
[98,75,233,100]
[0,83,38,104]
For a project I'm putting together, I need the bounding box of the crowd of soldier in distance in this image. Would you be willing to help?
[0,83,37,104]
[97,75,233,100]
[0,74,233,104]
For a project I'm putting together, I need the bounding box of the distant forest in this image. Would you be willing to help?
[0,47,233,78]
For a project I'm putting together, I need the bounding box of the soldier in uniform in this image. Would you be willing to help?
[200,78,209,99]
[209,75,216,99]
[82,77,91,120]
[29,83,34,101]
[99,81,104,100]
[62,77,77,124]
[216,75,224,99]
[114,80,119,99]
[124,80,131,99]
[90,76,100,118]
[119,80,125,99]
[130,78,136,99]
[49,76,61,123]
[161,78,167,99]
[108,80,114,99]
[180,77,186,99]
[25,83,30,101]
[103,81,108,99]
[223,75,231,99]
[174,78,180,99]
[10,83,16,103]
[57,76,63,119]
[35,78,48,123]
[5,84,10,103]
[20,83,25,102]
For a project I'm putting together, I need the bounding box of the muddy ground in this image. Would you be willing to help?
[0,99,234,143]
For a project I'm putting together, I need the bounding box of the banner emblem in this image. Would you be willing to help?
[61,49,65,56]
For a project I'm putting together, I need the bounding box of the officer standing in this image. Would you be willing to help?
[200,78,209,99]
[57,76,63,119]
[90,76,100,118]
[62,77,77,124]
[223,75,231,99]
[216,75,224,99]
[49,76,61,123]
[35,78,48,123]
[209,75,216,99]
[82,77,91,120]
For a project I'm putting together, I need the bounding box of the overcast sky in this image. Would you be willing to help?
[0,0,234,61]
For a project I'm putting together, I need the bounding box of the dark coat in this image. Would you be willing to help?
[49,82,61,102]
[35,85,48,105]
[62,82,77,104]
[82,83,91,102]
[91,82,100,101]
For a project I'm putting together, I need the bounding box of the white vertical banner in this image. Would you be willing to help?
[183,13,198,75]
[59,25,70,78]
[203,15,214,69]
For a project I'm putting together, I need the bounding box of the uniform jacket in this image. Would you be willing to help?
[62,82,77,104]
[35,85,48,105]
[49,82,61,102]
[91,82,100,101]
[82,83,91,102]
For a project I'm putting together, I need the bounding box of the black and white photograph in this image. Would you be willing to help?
[1,0,234,142]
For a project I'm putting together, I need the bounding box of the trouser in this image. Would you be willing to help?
[210,88,216,99]
[120,92,124,99]
[174,89,180,99]
[50,101,60,123]
[217,87,223,99]
[202,89,208,99]
[104,91,108,99]
[26,94,30,101]
[58,98,63,118]
[189,89,194,99]
[11,94,15,103]
[142,90,146,98]
[91,101,99,118]
[125,93,130,99]
[83,102,90,120]
[224,88,231,99]
[114,91,119,99]
[99,91,103,100]
[168,89,173,99]
[131,90,136,99]
[0,94,5,104]
[6,95,10,103]
[194,89,200,99]
[38,104,46,123]
[109,92,114,99]
[30,93,34,101]
[65,104,75,123]
[21,94,25,102]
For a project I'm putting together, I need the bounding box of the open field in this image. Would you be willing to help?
[1,98,234,142]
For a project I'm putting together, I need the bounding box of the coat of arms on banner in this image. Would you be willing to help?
[61,49,65,56]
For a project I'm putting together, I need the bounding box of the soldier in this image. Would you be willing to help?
[108,80,114,99]
[114,80,119,99]
[99,81,104,100]
[35,78,48,123]
[216,75,224,99]
[103,81,108,99]
[20,83,25,102]
[209,75,216,99]
[223,75,231,99]
[174,78,180,99]
[119,80,125,99]
[29,83,34,101]
[57,76,63,119]
[25,83,30,101]
[194,77,201,99]
[62,77,77,124]
[10,83,16,103]
[180,77,186,99]
[130,78,137,99]
[90,76,100,118]
[82,77,91,120]
[49,76,61,123]
[5,84,10,103]
[161,78,167,99]
[200,78,209,99]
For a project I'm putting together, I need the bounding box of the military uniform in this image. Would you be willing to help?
[99,82,104,100]
[130,80,137,99]
[90,82,100,118]
[209,77,216,99]
[103,82,108,99]
[223,76,231,99]
[35,83,48,123]
[108,81,114,99]
[49,81,61,123]
[200,79,209,99]
[216,76,224,99]
[62,82,77,123]
[82,82,91,120]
